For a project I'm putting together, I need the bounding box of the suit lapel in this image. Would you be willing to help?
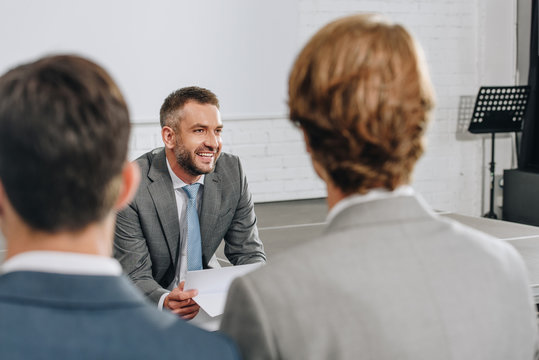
[200,170,222,262]
[147,150,180,268]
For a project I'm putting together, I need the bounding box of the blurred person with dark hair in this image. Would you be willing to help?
[221,14,538,360]
[0,55,238,359]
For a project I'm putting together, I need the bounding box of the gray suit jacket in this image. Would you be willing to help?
[114,148,265,303]
[221,195,539,360]
[0,271,238,359]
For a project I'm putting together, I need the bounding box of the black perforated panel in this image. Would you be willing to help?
[469,86,530,134]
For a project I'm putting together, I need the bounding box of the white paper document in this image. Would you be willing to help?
[184,263,262,318]
[189,308,222,332]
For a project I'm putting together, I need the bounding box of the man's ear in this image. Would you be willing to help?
[114,162,141,210]
[161,126,176,150]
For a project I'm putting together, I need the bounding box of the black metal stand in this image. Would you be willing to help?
[485,133,497,218]
[469,86,530,219]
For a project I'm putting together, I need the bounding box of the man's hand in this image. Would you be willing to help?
[163,281,200,320]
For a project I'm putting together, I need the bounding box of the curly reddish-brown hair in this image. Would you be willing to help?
[288,14,435,195]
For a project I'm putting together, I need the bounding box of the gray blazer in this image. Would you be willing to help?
[114,148,265,303]
[0,271,238,359]
[221,195,538,360]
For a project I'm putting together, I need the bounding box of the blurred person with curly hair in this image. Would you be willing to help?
[220,14,538,360]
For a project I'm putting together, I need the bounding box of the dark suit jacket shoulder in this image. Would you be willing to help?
[0,271,238,359]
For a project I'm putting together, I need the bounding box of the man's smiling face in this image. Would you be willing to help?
[172,100,223,179]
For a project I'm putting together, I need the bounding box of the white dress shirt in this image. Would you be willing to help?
[326,185,415,223]
[1,251,122,276]
[158,158,205,309]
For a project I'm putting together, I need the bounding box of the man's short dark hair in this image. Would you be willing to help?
[0,55,130,232]
[159,86,220,128]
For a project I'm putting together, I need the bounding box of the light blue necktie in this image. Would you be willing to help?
[183,184,203,271]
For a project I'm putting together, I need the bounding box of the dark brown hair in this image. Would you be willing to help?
[0,55,130,231]
[159,86,220,128]
[288,14,435,194]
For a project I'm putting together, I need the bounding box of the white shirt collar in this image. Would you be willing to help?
[326,185,415,224]
[0,251,122,276]
[166,156,205,189]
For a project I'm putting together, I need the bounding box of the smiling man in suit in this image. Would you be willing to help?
[0,55,238,359]
[220,14,539,359]
[114,86,266,319]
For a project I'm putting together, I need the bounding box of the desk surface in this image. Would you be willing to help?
[442,213,539,240]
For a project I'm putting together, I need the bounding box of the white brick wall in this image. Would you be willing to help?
[226,118,326,202]
[129,0,517,216]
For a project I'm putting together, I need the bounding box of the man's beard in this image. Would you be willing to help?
[173,143,217,177]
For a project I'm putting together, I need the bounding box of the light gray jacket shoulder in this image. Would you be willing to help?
[221,195,538,360]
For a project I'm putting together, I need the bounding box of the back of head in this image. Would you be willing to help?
[288,14,435,194]
[0,55,130,232]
